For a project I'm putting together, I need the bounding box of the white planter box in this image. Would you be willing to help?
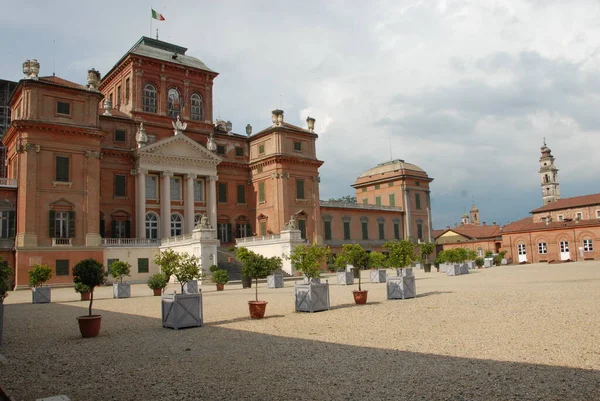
[267,274,284,289]
[466,261,475,269]
[484,258,493,268]
[183,280,199,294]
[162,292,203,329]
[386,276,416,300]
[295,282,330,313]
[113,283,131,299]
[32,286,51,304]
[459,264,469,275]
[412,262,423,269]
[439,263,447,273]
[337,271,354,285]
[369,269,386,283]
[302,277,321,284]
[446,264,461,276]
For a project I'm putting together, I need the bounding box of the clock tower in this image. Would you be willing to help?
[539,139,560,205]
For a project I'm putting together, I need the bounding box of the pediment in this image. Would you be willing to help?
[50,198,75,209]
[137,134,222,163]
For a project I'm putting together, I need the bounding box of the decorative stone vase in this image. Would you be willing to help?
[248,300,267,319]
[80,291,91,301]
[153,288,162,296]
[113,283,131,299]
[77,315,102,338]
[295,282,330,313]
[386,275,416,300]
[352,290,368,304]
[162,292,203,329]
[302,277,321,284]
[32,286,51,304]
[369,269,386,283]
[183,280,199,294]
[216,283,224,291]
[337,271,354,285]
[267,274,284,289]
[446,264,461,276]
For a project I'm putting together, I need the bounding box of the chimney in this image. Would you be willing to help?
[272,109,284,126]
[446,226,450,230]
[306,116,315,132]
[492,221,496,225]
[482,222,486,226]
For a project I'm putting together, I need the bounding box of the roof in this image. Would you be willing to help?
[357,159,426,179]
[39,76,88,90]
[530,193,600,214]
[435,224,501,240]
[251,121,317,139]
[98,108,133,120]
[503,216,600,233]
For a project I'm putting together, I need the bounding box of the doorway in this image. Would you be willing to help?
[517,243,527,263]
[559,241,570,261]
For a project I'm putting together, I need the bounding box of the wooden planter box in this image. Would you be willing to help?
[162,292,203,329]
[446,264,461,276]
[183,280,199,294]
[369,269,386,283]
[386,275,416,300]
[295,282,330,313]
[32,286,51,304]
[459,264,470,275]
[302,277,321,284]
[337,271,354,285]
[267,274,284,289]
[113,283,131,299]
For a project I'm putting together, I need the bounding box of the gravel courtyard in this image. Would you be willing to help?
[1,262,599,400]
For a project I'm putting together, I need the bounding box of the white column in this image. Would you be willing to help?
[208,175,218,230]
[136,169,147,238]
[185,173,196,233]
[161,171,173,238]
[403,187,412,240]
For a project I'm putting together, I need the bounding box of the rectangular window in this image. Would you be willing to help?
[258,144,265,155]
[114,129,126,142]
[597,210,600,218]
[235,147,244,157]
[361,188,367,192]
[112,220,130,238]
[117,85,121,106]
[415,193,422,209]
[0,211,15,238]
[258,182,265,203]
[237,184,246,204]
[375,184,380,190]
[388,182,394,187]
[125,78,130,103]
[50,210,75,238]
[138,258,149,273]
[538,242,547,254]
[389,194,395,207]
[218,182,227,203]
[361,221,368,240]
[55,156,69,182]
[378,222,385,240]
[362,198,368,205]
[298,219,306,239]
[296,179,305,199]
[217,145,226,155]
[324,221,332,240]
[257,166,263,173]
[415,181,420,186]
[558,215,564,221]
[576,212,583,220]
[146,175,158,199]
[114,174,126,197]
[293,141,302,152]
[259,221,267,236]
[343,221,351,240]
[375,196,381,206]
[393,222,400,240]
[56,260,69,276]
[106,258,119,275]
[170,177,182,200]
[194,179,204,202]
[56,101,70,115]
[417,222,423,240]
[584,239,593,252]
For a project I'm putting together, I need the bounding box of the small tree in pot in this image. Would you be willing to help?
[210,265,229,291]
[335,244,371,304]
[28,264,53,304]
[384,240,417,300]
[74,283,91,301]
[0,258,12,346]
[475,257,485,269]
[147,273,169,296]
[236,247,281,318]
[287,243,331,313]
[174,253,203,293]
[154,249,180,284]
[369,251,387,283]
[110,260,131,298]
[72,258,107,338]
[287,243,330,283]
[385,240,415,276]
[420,242,435,273]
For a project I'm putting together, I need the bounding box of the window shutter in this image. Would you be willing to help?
[125,220,131,238]
[226,223,232,242]
[246,223,252,236]
[111,220,116,237]
[8,211,15,238]
[68,211,76,238]
[49,211,56,238]
[99,219,105,238]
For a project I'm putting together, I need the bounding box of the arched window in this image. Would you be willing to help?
[171,213,183,236]
[145,212,159,239]
[143,84,157,113]
[190,93,203,121]
[477,247,483,257]
[167,88,181,118]
[544,174,550,183]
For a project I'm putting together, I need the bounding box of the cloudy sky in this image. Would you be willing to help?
[3,0,600,228]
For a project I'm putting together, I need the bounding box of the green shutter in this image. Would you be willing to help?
[68,211,76,238]
[99,218,105,238]
[49,211,56,238]
[362,222,368,240]
[138,258,149,273]
[379,223,385,240]
[218,183,227,203]
[237,184,245,204]
[246,223,252,236]
[226,223,232,242]
[111,220,116,237]
[324,221,332,240]
[258,182,265,203]
[125,220,131,238]
[389,194,395,207]
[56,260,69,276]
[8,211,15,238]
[296,179,305,199]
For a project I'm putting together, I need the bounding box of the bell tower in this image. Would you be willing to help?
[539,139,560,205]
[470,203,480,226]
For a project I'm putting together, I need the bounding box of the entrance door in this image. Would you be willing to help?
[517,243,527,263]
[560,241,570,260]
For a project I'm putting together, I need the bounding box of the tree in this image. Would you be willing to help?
[237,247,282,301]
[369,251,387,270]
[328,195,356,204]
[287,242,330,280]
[335,244,370,291]
[28,264,53,287]
[420,242,435,264]
[385,240,415,274]
[109,260,131,284]
[154,249,181,282]
[72,259,107,316]
[465,249,478,261]
[0,258,12,303]
[174,253,203,293]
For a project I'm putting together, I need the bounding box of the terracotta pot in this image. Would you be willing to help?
[77,315,102,338]
[216,283,224,291]
[248,300,268,319]
[153,288,162,296]
[352,290,368,305]
[228,257,233,262]
[80,291,91,301]
[296,272,302,277]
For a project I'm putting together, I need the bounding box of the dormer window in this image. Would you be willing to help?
[293,141,302,152]
[56,101,71,116]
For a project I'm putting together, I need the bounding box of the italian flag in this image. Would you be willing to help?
[151,9,165,21]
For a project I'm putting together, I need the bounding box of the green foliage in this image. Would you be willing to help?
[28,264,53,287]
[72,258,107,316]
[475,257,485,267]
[327,195,356,204]
[465,249,478,261]
[493,254,503,266]
[435,250,447,265]
[109,260,131,283]
[385,240,415,270]
[147,273,169,290]
[211,269,229,285]
[335,244,372,291]
[237,247,282,301]
[74,282,90,294]
[174,253,203,293]
[485,250,493,258]
[227,246,236,252]
[209,264,219,273]
[499,250,507,258]
[154,249,180,281]
[0,258,12,302]
[419,242,435,263]
[369,252,387,270]
[286,243,329,280]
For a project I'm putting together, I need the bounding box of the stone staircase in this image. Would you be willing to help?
[215,248,242,281]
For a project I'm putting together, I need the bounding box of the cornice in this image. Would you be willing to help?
[10,120,105,139]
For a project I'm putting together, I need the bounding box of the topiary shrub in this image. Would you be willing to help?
[28,264,53,287]
[74,282,90,294]
[72,259,107,316]
[109,260,131,284]
[475,257,485,268]
[211,269,229,285]
[147,273,169,291]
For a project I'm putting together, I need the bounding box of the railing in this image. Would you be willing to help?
[52,238,72,247]
[319,200,402,211]
[236,234,282,244]
[161,233,194,244]
[0,178,17,188]
[101,238,161,247]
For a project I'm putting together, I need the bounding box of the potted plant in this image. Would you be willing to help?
[420,242,435,273]
[236,247,281,318]
[0,258,11,346]
[475,257,485,269]
[28,264,53,304]
[334,252,354,286]
[154,249,179,283]
[147,273,169,296]
[369,251,387,283]
[484,250,494,267]
[287,242,331,313]
[210,265,229,291]
[335,244,370,304]
[384,240,416,300]
[465,249,478,269]
[74,283,91,301]
[173,253,203,294]
[109,260,131,298]
[161,252,203,329]
[72,258,107,338]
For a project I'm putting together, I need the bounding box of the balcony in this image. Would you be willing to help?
[0,178,17,188]
[52,238,72,247]
[101,238,161,247]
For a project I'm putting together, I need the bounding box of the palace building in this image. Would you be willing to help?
[2,37,433,288]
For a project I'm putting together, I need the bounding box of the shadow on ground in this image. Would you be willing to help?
[1,303,598,401]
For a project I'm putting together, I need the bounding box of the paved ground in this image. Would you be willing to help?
[1,262,599,400]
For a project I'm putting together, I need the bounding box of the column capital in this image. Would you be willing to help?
[186,173,197,180]
[134,168,148,176]
[162,171,174,178]
[208,175,218,182]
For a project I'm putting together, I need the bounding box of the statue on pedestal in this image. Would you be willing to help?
[284,215,296,230]
[172,115,187,135]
